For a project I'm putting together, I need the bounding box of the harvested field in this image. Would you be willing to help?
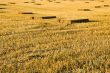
[0,0,110,73]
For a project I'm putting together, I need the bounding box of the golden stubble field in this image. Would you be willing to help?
[0,0,110,73]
